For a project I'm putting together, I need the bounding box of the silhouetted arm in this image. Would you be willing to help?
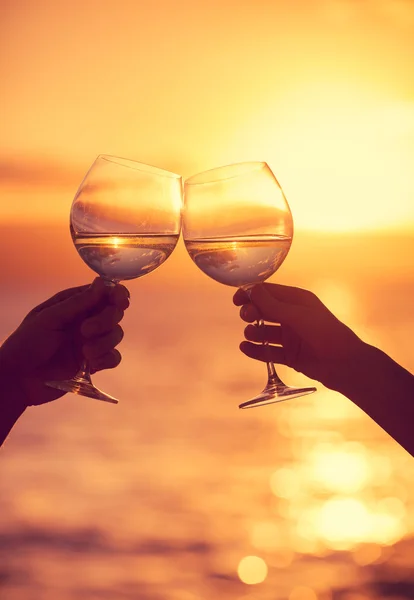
[1,278,129,447]
[234,283,414,457]
[335,341,414,456]
[0,374,26,446]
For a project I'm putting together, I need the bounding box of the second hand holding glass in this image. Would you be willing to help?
[182,161,316,409]
[46,155,182,404]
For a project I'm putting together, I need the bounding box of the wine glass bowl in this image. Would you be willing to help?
[183,162,316,408]
[71,155,182,283]
[47,155,182,404]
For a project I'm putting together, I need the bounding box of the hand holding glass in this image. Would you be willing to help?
[47,155,182,404]
[182,162,316,408]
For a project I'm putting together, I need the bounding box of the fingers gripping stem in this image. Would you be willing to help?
[243,284,285,387]
[256,318,284,386]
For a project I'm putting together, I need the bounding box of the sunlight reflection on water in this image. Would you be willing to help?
[1,275,414,599]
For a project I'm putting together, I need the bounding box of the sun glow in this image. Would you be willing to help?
[229,84,414,233]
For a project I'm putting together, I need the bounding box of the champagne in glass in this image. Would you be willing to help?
[47,155,182,404]
[183,162,316,409]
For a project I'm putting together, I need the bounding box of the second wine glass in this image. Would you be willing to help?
[47,155,182,404]
[182,161,316,409]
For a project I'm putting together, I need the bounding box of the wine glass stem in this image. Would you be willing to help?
[242,286,285,387]
[258,318,284,386]
[72,359,93,384]
[72,277,115,383]
[76,359,90,380]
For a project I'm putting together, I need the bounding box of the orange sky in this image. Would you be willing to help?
[1,0,414,232]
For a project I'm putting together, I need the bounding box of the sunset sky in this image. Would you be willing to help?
[1,0,414,232]
[2,7,414,594]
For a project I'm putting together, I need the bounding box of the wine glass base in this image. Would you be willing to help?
[46,378,119,404]
[239,383,316,409]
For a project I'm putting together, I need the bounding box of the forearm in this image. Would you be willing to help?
[336,342,414,457]
[0,395,26,447]
[0,362,27,447]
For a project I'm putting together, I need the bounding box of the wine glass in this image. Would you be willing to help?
[183,161,316,409]
[47,155,182,404]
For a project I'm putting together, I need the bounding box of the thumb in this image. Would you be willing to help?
[250,283,296,325]
[38,277,108,330]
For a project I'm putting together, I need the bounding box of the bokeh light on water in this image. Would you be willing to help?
[1,255,414,598]
[289,586,318,600]
[264,401,412,556]
[308,442,370,494]
[237,556,268,585]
